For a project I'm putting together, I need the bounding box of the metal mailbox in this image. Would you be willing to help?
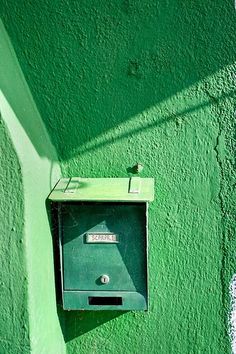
[49,177,154,311]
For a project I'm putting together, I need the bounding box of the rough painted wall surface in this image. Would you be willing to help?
[0,21,64,354]
[0,118,30,353]
[1,1,236,353]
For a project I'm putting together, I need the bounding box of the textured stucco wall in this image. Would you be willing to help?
[0,21,64,354]
[0,115,30,353]
[1,1,236,353]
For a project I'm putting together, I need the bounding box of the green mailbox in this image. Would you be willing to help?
[49,177,154,311]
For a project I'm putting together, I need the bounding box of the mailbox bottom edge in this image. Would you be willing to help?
[62,290,147,311]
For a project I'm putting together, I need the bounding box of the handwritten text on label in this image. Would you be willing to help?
[86,233,118,243]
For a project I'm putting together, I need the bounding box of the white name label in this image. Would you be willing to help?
[86,233,118,243]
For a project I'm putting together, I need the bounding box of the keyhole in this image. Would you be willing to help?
[100,275,110,284]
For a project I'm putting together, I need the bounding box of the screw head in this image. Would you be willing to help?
[134,163,144,174]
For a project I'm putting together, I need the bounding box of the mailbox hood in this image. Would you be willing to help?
[48,177,154,202]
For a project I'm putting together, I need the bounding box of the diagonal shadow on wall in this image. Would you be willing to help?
[1,0,236,346]
[1,1,236,161]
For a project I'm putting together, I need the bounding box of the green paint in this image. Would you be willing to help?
[0,112,30,353]
[49,177,154,201]
[0,0,236,353]
[0,21,64,354]
[60,202,148,310]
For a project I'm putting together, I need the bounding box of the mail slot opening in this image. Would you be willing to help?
[88,296,123,306]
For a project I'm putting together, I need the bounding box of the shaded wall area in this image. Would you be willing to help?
[0,1,235,161]
[1,1,236,354]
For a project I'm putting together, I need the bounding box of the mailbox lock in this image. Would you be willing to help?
[100,275,110,284]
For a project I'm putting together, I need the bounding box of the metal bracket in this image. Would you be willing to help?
[64,177,80,193]
[128,177,141,194]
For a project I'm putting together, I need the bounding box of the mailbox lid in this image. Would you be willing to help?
[49,177,154,202]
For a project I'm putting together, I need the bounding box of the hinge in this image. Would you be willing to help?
[128,177,141,194]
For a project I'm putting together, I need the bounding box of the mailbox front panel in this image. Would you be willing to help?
[59,202,148,310]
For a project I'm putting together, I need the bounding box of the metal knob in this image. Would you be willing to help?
[100,274,110,284]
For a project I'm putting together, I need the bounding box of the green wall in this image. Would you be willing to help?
[1,1,236,353]
[0,21,64,353]
[0,109,29,353]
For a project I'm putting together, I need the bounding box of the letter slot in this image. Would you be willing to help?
[88,297,123,306]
